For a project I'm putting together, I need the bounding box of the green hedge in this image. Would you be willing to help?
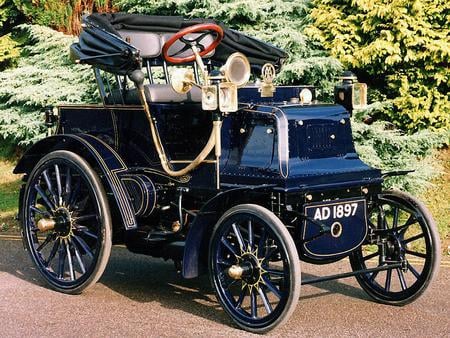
[0,25,99,149]
[308,0,450,132]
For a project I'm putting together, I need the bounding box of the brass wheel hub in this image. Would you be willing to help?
[36,207,73,238]
[227,246,267,291]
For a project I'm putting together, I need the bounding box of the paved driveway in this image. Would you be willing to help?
[0,236,448,337]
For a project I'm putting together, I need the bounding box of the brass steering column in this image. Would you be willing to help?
[129,69,222,178]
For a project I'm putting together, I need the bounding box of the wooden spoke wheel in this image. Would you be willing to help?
[350,190,440,305]
[22,150,112,294]
[209,204,300,333]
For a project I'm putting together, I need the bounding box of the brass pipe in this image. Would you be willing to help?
[137,87,221,177]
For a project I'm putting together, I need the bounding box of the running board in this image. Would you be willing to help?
[301,263,402,285]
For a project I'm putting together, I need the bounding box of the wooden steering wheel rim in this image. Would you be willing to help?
[162,23,224,64]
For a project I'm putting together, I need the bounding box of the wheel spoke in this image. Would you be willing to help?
[68,179,81,208]
[407,262,420,279]
[397,215,417,236]
[247,219,254,249]
[72,235,94,259]
[231,223,245,252]
[224,278,239,290]
[264,245,279,261]
[257,228,268,257]
[42,170,58,205]
[402,233,425,245]
[45,239,60,267]
[74,214,97,222]
[384,268,392,292]
[54,164,62,206]
[65,239,75,281]
[35,184,55,212]
[265,268,284,277]
[30,205,51,217]
[235,288,246,309]
[363,251,379,262]
[218,258,233,266]
[57,244,66,279]
[396,268,407,291]
[392,207,399,229]
[369,270,379,282]
[378,205,388,230]
[37,234,53,252]
[250,288,257,318]
[65,167,71,205]
[71,239,86,274]
[258,287,273,314]
[221,237,239,257]
[405,249,427,259]
[262,275,281,299]
[74,225,99,240]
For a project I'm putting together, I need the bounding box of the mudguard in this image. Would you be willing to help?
[182,184,276,278]
[14,133,137,230]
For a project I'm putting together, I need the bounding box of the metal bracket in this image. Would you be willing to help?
[301,262,402,285]
[382,170,414,178]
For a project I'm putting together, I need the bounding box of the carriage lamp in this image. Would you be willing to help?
[202,85,218,110]
[171,51,249,113]
[219,82,238,112]
[44,106,58,127]
[334,71,367,113]
[299,88,313,104]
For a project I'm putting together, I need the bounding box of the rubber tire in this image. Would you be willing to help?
[209,204,301,333]
[22,150,112,294]
[350,190,440,305]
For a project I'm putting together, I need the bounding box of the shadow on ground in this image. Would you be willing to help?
[0,240,371,327]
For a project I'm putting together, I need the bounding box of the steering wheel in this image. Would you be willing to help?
[162,23,224,64]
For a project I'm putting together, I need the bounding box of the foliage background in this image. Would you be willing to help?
[0,0,448,194]
[308,0,450,132]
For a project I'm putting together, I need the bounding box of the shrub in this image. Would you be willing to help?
[6,1,115,35]
[0,0,23,33]
[308,0,450,132]
[352,106,449,194]
[0,25,99,150]
[0,33,21,70]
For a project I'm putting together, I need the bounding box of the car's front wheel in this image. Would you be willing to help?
[209,204,301,333]
[22,150,112,294]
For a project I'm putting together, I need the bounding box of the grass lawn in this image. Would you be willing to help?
[421,148,450,254]
[0,160,21,232]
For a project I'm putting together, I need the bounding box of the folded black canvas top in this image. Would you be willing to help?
[70,13,287,75]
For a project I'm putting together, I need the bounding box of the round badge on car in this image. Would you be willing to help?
[331,222,343,238]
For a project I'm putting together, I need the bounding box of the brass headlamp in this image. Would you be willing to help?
[170,52,250,113]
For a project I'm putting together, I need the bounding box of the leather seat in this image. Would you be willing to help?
[105,84,201,105]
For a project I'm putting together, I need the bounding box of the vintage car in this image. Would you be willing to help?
[14,13,440,333]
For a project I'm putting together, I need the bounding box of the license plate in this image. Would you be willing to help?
[302,198,368,257]
[304,198,366,222]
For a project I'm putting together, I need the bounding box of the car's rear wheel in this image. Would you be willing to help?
[350,190,440,305]
[22,150,112,294]
[209,204,300,333]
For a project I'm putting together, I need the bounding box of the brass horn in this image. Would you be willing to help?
[171,68,195,94]
[222,52,250,88]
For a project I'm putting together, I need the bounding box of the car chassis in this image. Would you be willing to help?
[15,13,440,333]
